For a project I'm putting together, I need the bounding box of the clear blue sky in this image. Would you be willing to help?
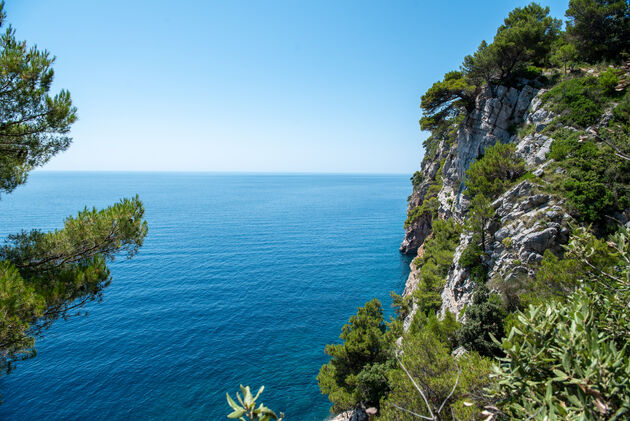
[9,0,569,174]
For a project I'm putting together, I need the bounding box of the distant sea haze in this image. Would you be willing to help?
[0,172,411,420]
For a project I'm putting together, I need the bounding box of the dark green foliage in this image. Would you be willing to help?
[612,91,630,128]
[463,3,561,86]
[317,299,392,411]
[0,3,77,196]
[0,3,148,377]
[542,76,609,128]
[379,330,493,420]
[465,143,526,200]
[411,219,462,315]
[547,127,630,227]
[0,197,147,372]
[466,194,495,259]
[405,161,445,228]
[565,0,630,63]
[459,235,486,282]
[409,310,460,350]
[409,171,423,189]
[420,71,476,133]
[491,226,630,419]
[455,284,506,358]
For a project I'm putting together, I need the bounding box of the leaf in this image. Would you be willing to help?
[226,393,241,411]
[241,385,253,407]
[551,369,569,381]
[227,409,246,419]
[253,385,265,402]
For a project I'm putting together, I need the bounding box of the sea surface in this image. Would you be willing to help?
[0,172,411,420]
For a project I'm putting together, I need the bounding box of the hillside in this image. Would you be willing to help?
[316,2,630,420]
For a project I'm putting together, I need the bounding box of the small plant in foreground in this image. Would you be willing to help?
[226,385,283,420]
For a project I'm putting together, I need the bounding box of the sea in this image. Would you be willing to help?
[0,172,412,420]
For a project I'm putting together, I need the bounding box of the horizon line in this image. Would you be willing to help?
[33,169,413,176]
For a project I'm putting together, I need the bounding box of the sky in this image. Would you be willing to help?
[9,0,569,174]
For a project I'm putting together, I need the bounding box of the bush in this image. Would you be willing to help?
[317,299,392,411]
[599,68,619,96]
[492,290,630,420]
[547,127,630,228]
[465,143,526,200]
[542,76,604,128]
[411,218,462,315]
[379,330,493,420]
[459,236,486,282]
[455,284,506,358]
[491,226,630,419]
[405,161,445,228]
[408,310,460,351]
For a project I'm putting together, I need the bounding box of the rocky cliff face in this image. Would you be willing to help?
[401,83,574,322]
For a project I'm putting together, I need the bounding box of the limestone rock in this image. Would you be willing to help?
[329,409,368,421]
[400,85,574,326]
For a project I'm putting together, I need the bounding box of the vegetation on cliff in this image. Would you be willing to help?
[315,1,630,420]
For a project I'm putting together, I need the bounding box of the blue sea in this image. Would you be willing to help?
[0,172,411,420]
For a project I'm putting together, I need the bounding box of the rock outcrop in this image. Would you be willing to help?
[440,85,538,217]
[401,84,573,323]
[440,181,571,317]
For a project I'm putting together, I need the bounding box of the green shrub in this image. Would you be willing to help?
[409,309,460,350]
[465,143,526,200]
[599,68,619,96]
[455,283,507,358]
[547,127,630,228]
[542,76,603,128]
[459,236,486,282]
[405,161,445,228]
[491,226,630,419]
[410,171,423,189]
[411,218,462,315]
[459,237,483,269]
[317,299,392,412]
[492,290,630,420]
[379,330,493,420]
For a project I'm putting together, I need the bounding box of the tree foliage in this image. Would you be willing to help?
[0,3,77,196]
[465,143,526,200]
[379,330,492,421]
[491,226,630,420]
[317,299,392,412]
[455,283,506,358]
[463,3,560,86]
[565,0,630,63]
[0,2,147,376]
[420,71,476,133]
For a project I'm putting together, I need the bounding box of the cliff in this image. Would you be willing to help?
[401,82,578,323]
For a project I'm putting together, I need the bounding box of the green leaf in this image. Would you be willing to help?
[227,409,245,419]
[253,385,264,402]
[226,393,241,411]
[242,385,254,407]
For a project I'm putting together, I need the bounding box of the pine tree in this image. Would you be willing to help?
[0,2,147,375]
